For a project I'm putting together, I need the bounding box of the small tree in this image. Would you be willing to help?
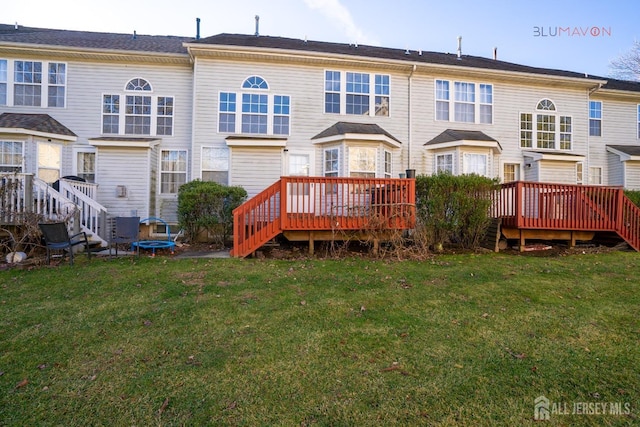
[177,180,247,246]
[609,41,640,81]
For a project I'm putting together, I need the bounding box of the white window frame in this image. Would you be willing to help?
[348,146,377,178]
[435,79,492,124]
[201,146,229,185]
[384,150,392,178]
[435,152,454,174]
[102,78,173,136]
[73,148,96,183]
[217,89,291,136]
[0,59,6,106]
[323,147,339,177]
[463,153,488,176]
[0,140,23,172]
[576,162,584,185]
[520,100,572,151]
[324,70,390,117]
[2,59,67,108]
[589,101,602,137]
[160,149,187,194]
[37,141,62,184]
[589,166,602,185]
[503,162,520,183]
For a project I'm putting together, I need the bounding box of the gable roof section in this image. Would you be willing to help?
[424,129,502,153]
[312,122,402,147]
[0,113,77,141]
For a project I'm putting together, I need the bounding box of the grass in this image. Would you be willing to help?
[0,251,638,426]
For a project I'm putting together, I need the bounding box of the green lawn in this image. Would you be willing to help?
[0,252,638,426]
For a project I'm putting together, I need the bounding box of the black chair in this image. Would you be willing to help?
[38,222,91,266]
[109,216,140,257]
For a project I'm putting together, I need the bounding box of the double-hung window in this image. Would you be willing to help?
[14,60,42,106]
[201,146,229,184]
[324,148,339,177]
[589,101,602,136]
[0,59,66,107]
[160,150,187,194]
[325,70,390,117]
[384,150,392,178]
[520,99,572,150]
[0,140,23,172]
[102,78,173,136]
[436,153,453,174]
[0,60,8,105]
[218,76,290,135]
[435,79,492,123]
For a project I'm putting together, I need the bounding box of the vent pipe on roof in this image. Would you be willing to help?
[133,30,137,40]
[196,18,201,40]
[255,15,260,37]
[457,36,462,59]
[493,47,497,60]
[14,22,18,30]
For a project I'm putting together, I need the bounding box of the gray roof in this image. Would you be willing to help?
[312,122,401,143]
[0,113,76,137]
[0,23,192,54]
[424,129,498,146]
[194,33,609,83]
[607,145,640,156]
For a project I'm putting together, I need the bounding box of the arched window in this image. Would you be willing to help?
[126,78,152,91]
[536,99,556,111]
[520,99,571,150]
[242,76,268,90]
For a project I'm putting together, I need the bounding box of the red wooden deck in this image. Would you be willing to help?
[491,181,640,251]
[231,178,640,257]
[231,177,416,258]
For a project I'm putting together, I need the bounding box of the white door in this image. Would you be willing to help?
[287,152,315,213]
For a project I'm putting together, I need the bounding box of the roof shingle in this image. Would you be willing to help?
[0,113,76,137]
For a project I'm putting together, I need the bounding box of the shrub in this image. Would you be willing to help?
[415,173,500,250]
[177,180,247,245]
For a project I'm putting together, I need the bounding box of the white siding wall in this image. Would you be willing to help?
[96,147,151,217]
[624,161,640,190]
[607,152,624,187]
[230,147,283,198]
[538,160,578,184]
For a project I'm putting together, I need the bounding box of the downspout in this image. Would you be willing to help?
[408,64,417,171]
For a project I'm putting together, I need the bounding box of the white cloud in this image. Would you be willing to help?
[304,0,379,45]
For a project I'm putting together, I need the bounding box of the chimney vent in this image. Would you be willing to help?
[196,18,201,40]
[493,47,497,60]
[133,30,137,40]
[457,36,462,59]
[255,15,260,37]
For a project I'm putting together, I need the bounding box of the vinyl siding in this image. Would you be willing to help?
[229,147,282,198]
[624,161,640,190]
[95,147,151,217]
[607,152,624,187]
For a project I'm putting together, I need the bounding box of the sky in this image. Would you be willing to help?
[4,0,639,78]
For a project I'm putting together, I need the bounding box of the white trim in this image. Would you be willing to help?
[425,139,501,153]
[323,69,391,118]
[435,151,455,174]
[88,138,160,148]
[589,100,602,137]
[312,133,401,148]
[526,152,585,162]
[224,137,287,147]
[433,78,494,124]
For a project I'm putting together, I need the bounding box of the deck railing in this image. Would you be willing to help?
[492,181,640,250]
[232,176,416,257]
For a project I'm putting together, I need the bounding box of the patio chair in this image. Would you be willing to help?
[38,222,91,266]
[109,216,140,257]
